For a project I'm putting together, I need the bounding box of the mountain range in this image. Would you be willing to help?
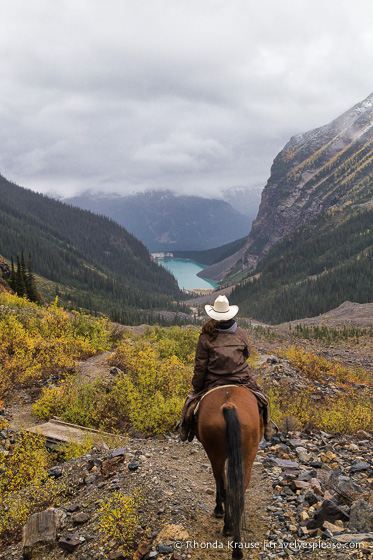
[1,92,372,324]
[198,93,373,322]
[63,190,257,251]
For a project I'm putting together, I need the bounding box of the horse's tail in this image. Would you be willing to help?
[222,404,245,536]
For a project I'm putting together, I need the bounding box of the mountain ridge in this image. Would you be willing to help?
[200,92,373,281]
[63,190,255,251]
[243,91,373,269]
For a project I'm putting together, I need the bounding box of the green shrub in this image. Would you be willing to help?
[140,325,199,364]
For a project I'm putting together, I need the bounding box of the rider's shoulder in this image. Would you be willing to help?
[235,326,250,340]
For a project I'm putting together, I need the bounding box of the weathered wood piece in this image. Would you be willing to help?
[22,508,65,559]
[26,417,125,447]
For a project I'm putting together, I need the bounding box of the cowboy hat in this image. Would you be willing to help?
[205,295,239,321]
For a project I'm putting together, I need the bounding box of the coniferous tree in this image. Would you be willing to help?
[8,256,16,291]
[15,255,27,297]
[25,253,41,303]
[9,252,41,303]
[20,251,27,283]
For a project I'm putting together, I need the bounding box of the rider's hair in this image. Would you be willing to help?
[202,318,219,341]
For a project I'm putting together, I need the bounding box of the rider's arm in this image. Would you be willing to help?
[237,327,251,360]
[192,336,209,392]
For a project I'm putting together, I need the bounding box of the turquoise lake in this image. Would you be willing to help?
[157,259,218,290]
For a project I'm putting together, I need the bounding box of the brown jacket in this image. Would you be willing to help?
[192,326,260,393]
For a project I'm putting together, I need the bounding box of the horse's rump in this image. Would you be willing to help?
[195,385,263,464]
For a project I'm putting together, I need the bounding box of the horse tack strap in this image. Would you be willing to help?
[194,384,252,416]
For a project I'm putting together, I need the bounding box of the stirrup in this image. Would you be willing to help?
[179,426,189,441]
[187,428,195,442]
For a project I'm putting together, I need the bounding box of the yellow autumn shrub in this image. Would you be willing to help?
[57,434,95,461]
[34,328,195,435]
[33,376,118,430]
[98,489,142,552]
[266,385,373,435]
[0,432,68,542]
[0,294,111,396]
[109,338,193,435]
[140,325,200,365]
[283,345,372,385]
[0,431,50,493]
[0,479,66,543]
[317,392,373,434]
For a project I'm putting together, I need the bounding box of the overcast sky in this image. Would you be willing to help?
[0,0,372,199]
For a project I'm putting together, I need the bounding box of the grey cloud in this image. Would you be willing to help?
[0,0,372,198]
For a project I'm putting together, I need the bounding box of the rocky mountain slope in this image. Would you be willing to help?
[201,92,373,280]
[0,255,13,294]
[0,255,11,279]
[63,190,253,251]
[243,92,373,269]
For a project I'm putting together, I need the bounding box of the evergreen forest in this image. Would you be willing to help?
[230,207,373,323]
[0,175,184,322]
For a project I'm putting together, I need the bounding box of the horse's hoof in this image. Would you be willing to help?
[213,509,224,518]
[223,526,233,536]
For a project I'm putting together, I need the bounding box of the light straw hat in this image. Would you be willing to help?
[205,295,239,321]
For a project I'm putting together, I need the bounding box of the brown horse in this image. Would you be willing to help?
[195,385,264,559]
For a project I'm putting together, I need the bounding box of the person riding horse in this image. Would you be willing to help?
[179,295,277,442]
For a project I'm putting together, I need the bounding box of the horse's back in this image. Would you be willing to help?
[195,386,263,486]
[197,385,261,429]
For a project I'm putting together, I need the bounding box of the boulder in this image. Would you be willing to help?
[349,500,373,532]
[304,500,349,530]
[308,478,323,496]
[323,520,344,534]
[22,508,66,559]
[101,455,124,476]
[265,458,300,470]
[133,541,151,560]
[58,535,82,553]
[349,461,371,474]
[332,533,373,544]
[290,480,310,492]
[356,430,371,440]
[328,471,364,496]
[72,512,90,525]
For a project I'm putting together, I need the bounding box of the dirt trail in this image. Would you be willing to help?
[184,451,271,560]
[6,351,115,432]
[119,436,272,560]
[6,403,43,432]
[76,351,114,383]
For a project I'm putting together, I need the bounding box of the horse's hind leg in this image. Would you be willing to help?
[214,477,225,518]
[223,506,233,536]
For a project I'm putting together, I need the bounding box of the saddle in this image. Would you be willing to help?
[187,384,268,427]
